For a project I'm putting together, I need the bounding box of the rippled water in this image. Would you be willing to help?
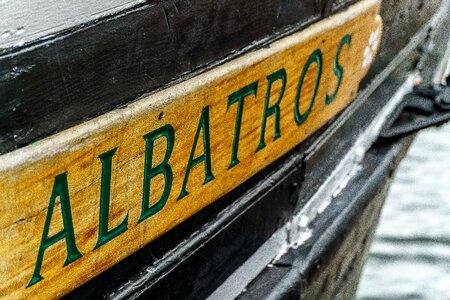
[356,123,450,299]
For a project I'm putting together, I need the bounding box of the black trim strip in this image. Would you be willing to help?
[0,0,360,154]
[239,139,414,299]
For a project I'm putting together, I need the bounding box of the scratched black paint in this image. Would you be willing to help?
[0,0,357,154]
[1,0,438,154]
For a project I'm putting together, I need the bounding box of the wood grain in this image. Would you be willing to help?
[0,0,382,298]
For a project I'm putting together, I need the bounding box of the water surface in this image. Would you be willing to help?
[357,123,450,299]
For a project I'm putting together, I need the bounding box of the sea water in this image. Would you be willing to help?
[357,123,450,299]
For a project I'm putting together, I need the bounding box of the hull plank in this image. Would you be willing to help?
[0,1,381,298]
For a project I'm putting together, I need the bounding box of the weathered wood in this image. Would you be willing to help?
[69,0,447,297]
[0,1,381,298]
[0,0,143,50]
[0,0,358,154]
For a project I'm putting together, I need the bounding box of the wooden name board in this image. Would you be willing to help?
[0,0,381,298]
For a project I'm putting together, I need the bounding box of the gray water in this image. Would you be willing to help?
[356,123,450,299]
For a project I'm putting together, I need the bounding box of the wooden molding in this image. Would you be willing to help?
[0,0,382,298]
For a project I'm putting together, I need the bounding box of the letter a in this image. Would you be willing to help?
[178,106,215,200]
[28,172,82,287]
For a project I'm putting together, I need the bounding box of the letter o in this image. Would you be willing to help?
[294,49,323,125]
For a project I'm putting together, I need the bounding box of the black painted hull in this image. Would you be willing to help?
[239,139,414,300]
[2,0,449,298]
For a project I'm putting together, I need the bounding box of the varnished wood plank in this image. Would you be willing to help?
[0,0,382,298]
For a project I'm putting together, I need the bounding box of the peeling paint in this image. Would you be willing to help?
[208,73,418,300]
[0,0,146,50]
[273,73,417,261]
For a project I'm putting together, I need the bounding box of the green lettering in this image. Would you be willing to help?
[94,148,129,249]
[28,173,82,287]
[257,69,286,152]
[325,34,352,105]
[227,81,258,168]
[138,124,175,223]
[294,49,323,125]
[178,106,215,200]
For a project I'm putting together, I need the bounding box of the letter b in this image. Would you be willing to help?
[138,124,175,223]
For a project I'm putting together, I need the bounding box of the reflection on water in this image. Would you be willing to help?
[357,123,450,299]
